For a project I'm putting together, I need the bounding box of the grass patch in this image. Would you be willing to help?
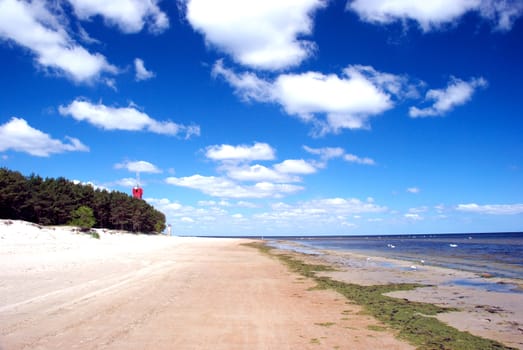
[246,241,516,350]
[315,322,336,327]
[367,325,388,332]
[310,338,320,344]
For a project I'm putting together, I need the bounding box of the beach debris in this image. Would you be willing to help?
[449,243,458,248]
[410,265,417,270]
[475,305,505,314]
[387,244,396,248]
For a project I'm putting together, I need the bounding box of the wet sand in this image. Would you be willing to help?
[284,245,523,349]
[0,220,412,349]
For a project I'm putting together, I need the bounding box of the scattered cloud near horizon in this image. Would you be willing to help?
[0,117,88,157]
[407,187,420,194]
[456,203,523,215]
[166,142,376,199]
[59,99,200,138]
[148,195,388,234]
[347,0,523,32]
[166,175,304,199]
[183,0,326,70]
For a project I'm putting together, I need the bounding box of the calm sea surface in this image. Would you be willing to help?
[276,232,523,279]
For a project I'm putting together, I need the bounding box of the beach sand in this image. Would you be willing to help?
[1,220,413,350]
[288,246,523,349]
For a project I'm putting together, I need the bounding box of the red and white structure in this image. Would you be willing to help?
[132,172,143,199]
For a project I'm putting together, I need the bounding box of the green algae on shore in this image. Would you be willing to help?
[245,242,516,350]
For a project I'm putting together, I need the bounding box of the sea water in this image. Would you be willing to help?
[275,232,523,280]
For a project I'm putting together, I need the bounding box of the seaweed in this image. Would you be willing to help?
[244,242,516,350]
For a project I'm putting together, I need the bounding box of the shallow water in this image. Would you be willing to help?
[279,232,523,279]
[446,278,521,293]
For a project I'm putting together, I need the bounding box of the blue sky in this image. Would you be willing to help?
[0,0,522,236]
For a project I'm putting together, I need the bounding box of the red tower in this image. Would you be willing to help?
[132,172,143,199]
[132,186,143,199]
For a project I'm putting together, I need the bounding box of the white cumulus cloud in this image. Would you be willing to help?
[274,159,317,174]
[0,0,117,83]
[236,201,258,208]
[404,213,423,221]
[213,61,412,135]
[456,203,523,215]
[166,174,303,198]
[205,142,275,161]
[0,117,88,157]
[59,99,200,138]
[66,0,169,33]
[409,77,487,118]
[205,142,317,184]
[224,164,298,183]
[114,177,139,187]
[134,58,155,81]
[347,0,523,32]
[115,160,162,173]
[256,197,387,222]
[183,0,325,70]
[407,187,420,194]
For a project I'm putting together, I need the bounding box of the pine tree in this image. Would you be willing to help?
[70,206,96,231]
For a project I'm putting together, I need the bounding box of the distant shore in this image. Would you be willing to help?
[1,220,521,349]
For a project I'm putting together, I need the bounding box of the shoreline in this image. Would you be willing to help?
[267,240,523,349]
[269,234,523,280]
[1,220,521,349]
[271,239,523,288]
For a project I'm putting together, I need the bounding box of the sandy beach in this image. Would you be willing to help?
[1,220,413,349]
[280,244,523,349]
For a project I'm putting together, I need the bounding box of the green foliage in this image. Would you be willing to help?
[247,242,516,350]
[0,167,166,233]
[367,325,388,332]
[69,205,95,230]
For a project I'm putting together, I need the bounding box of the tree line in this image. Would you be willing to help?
[0,168,166,233]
